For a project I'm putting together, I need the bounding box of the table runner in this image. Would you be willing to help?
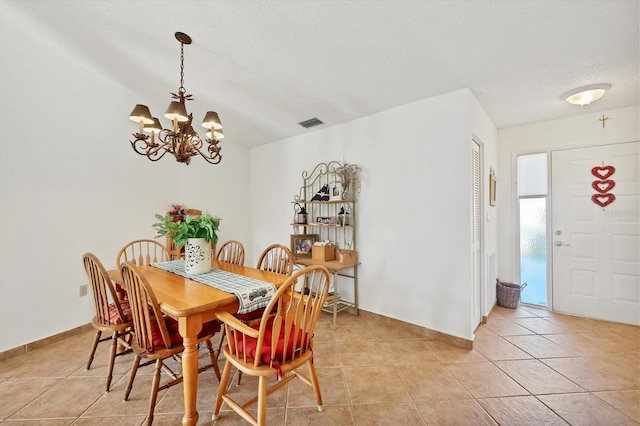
[151,260,276,314]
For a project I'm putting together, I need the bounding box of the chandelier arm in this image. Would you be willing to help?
[160,130,179,152]
[189,138,222,165]
[130,132,173,162]
[150,133,177,156]
[146,149,170,162]
[189,137,204,149]
[129,133,149,153]
[130,133,159,156]
[146,138,173,161]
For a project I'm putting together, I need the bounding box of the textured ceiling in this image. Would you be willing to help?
[5,0,639,148]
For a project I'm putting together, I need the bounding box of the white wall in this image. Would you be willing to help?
[470,94,499,321]
[250,89,497,340]
[496,105,640,284]
[1,4,498,349]
[0,8,251,351]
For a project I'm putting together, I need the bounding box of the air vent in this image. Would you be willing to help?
[298,117,324,128]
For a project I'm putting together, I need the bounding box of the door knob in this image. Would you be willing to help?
[554,240,570,247]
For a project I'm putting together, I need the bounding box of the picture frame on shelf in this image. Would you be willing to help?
[330,181,343,201]
[316,216,337,225]
[290,234,319,258]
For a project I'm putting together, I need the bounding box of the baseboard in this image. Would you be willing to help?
[354,308,474,349]
[1,307,476,361]
[482,300,498,324]
[0,323,93,362]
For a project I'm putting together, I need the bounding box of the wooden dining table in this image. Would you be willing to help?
[136,260,290,426]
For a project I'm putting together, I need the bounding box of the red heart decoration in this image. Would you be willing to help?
[591,193,616,207]
[591,165,616,180]
[591,180,616,194]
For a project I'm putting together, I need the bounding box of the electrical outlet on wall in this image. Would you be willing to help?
[79,284,88,297]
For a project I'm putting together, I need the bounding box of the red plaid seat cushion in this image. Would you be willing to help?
[108,299,132,325]
[148,317,221,350]
[237,316,309,367]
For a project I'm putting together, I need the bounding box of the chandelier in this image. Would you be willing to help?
[128,32,224,165]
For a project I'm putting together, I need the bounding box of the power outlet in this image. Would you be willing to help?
[79,284,88,297]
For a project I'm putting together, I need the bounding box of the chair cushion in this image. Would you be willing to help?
[238,316,310,370]
[233,307,265,323]
[108,300,132,324]
[149,317,221,350]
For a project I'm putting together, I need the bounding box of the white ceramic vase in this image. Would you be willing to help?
[184,238,211,274]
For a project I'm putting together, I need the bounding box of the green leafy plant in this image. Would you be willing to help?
[152,211,221,248]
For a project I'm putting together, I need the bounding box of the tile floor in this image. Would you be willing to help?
[0,305,638,425]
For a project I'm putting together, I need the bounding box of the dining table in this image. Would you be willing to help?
[136,259,290,426]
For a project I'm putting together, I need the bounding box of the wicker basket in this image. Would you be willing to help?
[496,279,527,309]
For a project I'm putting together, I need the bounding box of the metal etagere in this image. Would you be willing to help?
[291,161,359,329]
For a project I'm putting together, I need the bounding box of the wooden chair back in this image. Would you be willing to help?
[119,262,173,351]
[247,265,329,368]
[214,265,330,424]
[82,252,133,392]
[256,243,293,275]
[83,252,127,327]
[116,239,169,269]
[120,261,222,424]
[216,240,245,265]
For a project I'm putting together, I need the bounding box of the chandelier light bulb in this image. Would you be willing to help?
[143,117,162,135]
[206,129,224,140]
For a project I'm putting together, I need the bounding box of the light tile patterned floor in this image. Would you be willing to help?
[0,305,638,425]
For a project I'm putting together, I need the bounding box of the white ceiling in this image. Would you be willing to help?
[6,0,639,148]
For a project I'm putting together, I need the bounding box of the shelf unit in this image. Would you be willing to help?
[291,161,359,329]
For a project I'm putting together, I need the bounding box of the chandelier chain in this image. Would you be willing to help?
[179,42,185,94]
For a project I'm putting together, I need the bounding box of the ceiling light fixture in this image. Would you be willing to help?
[562,83,611,106]
[128,32,224,165]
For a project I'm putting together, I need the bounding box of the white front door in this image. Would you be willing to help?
[551,142,640,325]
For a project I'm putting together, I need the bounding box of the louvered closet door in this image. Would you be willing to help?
[472,141,482,327]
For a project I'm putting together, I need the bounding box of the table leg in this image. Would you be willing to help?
[179,315,203,426]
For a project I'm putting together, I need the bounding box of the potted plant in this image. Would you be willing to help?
[334,162,362,200]
[152,211,221,274]
[169,203,187,222]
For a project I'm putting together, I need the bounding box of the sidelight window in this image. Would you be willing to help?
[517,153,548,306]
